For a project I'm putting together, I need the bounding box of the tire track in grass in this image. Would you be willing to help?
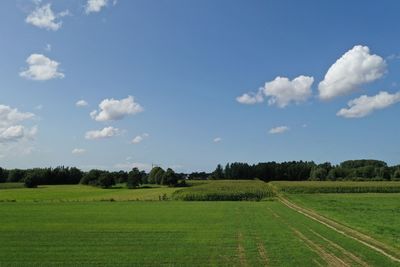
[237,232,248,267]
[266,207,347,267]
[309,229,370,267]
[278,196,400,263]
[255,237,269,266]
[292,228,350,267]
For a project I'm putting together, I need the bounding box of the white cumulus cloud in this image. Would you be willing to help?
[264,76,314,108]
[318,45,387,100]
[236,90,264,105]
[236,76,313,108]
[85,126,120,140]
[337,91,400,118]
[0,125,37,143]
[26,3,69,31]
[269,126,289,134]
[76,100,88,107]
[0,105,35,127]
[72,148,86,154]
[85,0,112,14]
[20,54,64,81]
[90,96,143,122]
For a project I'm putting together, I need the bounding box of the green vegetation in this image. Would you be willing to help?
[0,183,25,189]
[0,184,179,202]
[287,193,400,251]
[173,180,275,201]
[0,201,397,266]
[1,179,400,266]
[272,181,400,193]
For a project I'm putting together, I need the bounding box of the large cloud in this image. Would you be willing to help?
[25,3,69,31]
[318,45,387,100]
[264,76,314,108]
[20,54,65,81]
[236,76,314,108]
[0,105,35,127]
[90,96,143,122]
[85,126,120,140]
[0,126,37,143]
[337,91,400,118]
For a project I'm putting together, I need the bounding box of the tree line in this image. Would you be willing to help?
[0,166,185,188]
[209,160,400,181]
[1,159,399,188]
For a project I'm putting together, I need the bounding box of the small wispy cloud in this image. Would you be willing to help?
[269,126,289,134]
[131,133,149,144]
[213,137,222,143]
[72,148,86,154]
[76,100,88,107]
[26,3,69,31]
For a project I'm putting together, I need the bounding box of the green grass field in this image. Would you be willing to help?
[0,184,178,202]
[0,201,398,266]
[1,180,400,266]
[287,193,400,251]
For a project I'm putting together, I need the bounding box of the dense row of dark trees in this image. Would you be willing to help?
[0,166,184,188]
[209,160,400,181]
[1,159,399,188]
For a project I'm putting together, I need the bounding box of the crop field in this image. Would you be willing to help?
[272,181,400,194]
[0,184,178,202]
[173,180,275,201]
[1,180,400,266]
[287,193,400,251]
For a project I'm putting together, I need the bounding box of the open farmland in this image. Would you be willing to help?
[173,180,275,201]
[287,193,400,251]
[1,200,399,267]
[272,181,400,194]
[0,180,400,266]
[0,184,178,202]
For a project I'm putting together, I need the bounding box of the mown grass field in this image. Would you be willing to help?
[1,180,400,266]
[1,201,398,267]
[287,193,400,251]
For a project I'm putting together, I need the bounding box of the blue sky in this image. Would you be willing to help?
[1,0,400,172]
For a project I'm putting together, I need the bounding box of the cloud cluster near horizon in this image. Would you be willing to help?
[237,45,398,119]
[0,105,37,143]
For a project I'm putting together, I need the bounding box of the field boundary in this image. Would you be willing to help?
[277,195,400,263]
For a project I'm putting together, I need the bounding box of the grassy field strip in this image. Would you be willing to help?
[272,181,400,194]
[278,196,400,263]
[0,185,179,202]
[268,207,348,267]
[4,201,390,266]
[309,230,369,267]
